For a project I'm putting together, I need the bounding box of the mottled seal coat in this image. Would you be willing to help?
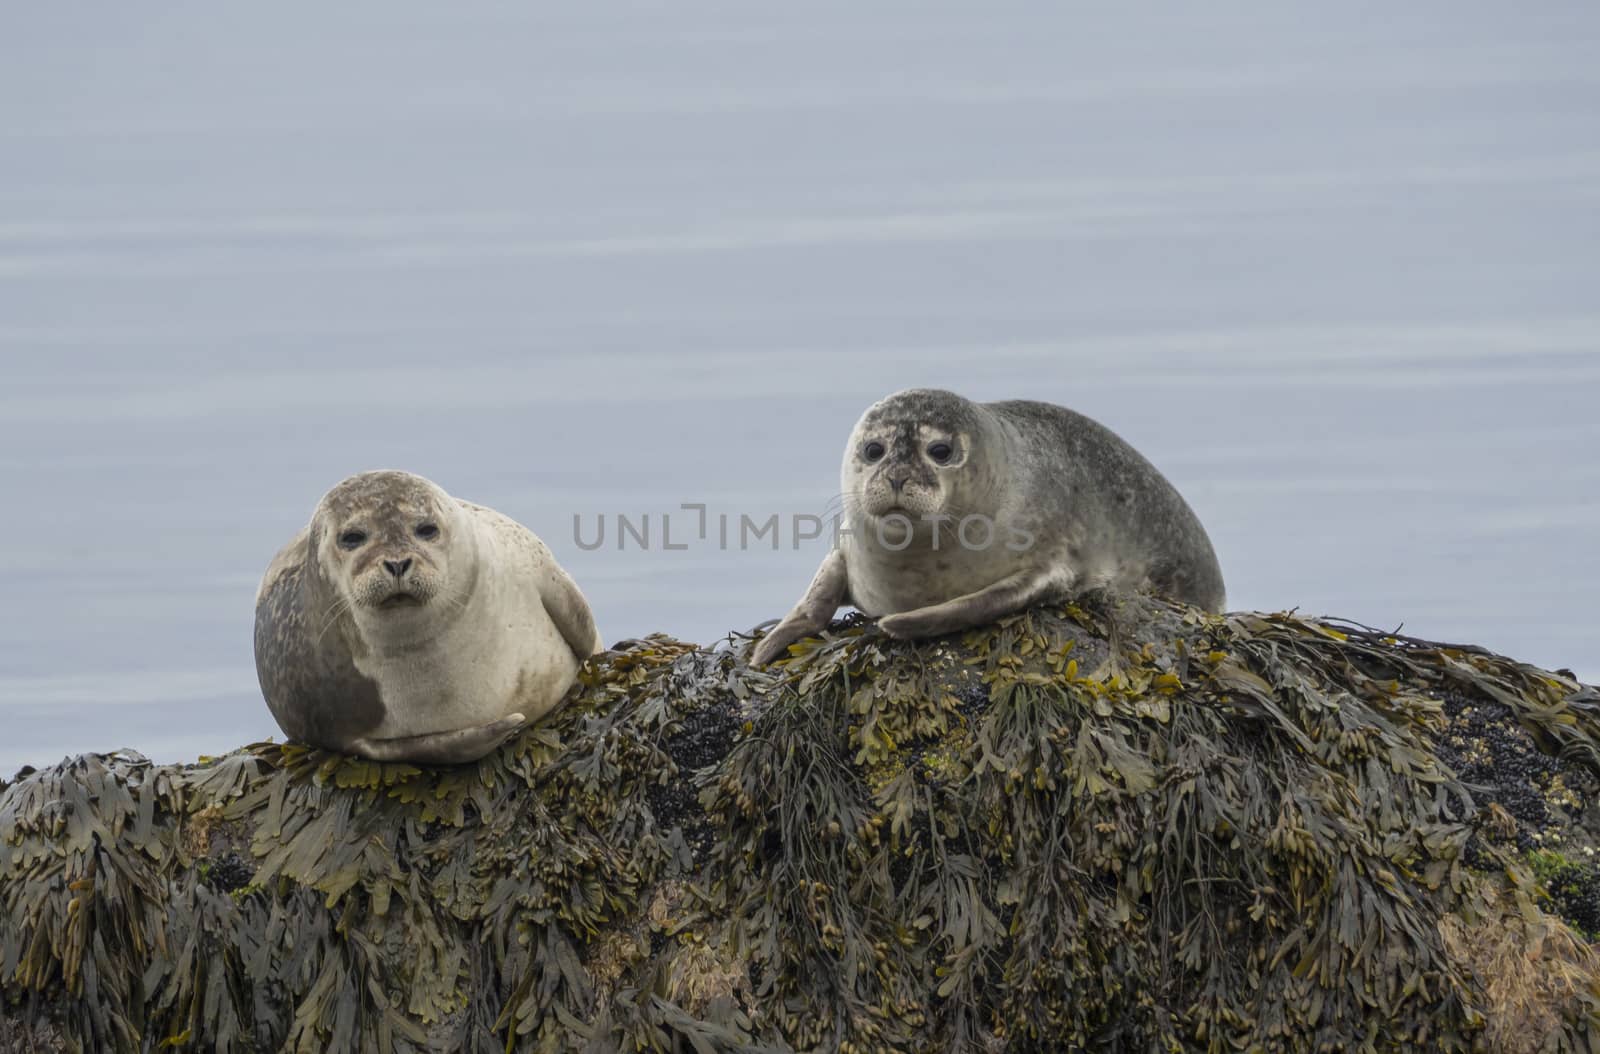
[751,388,1225,665]
[254,470,602,763]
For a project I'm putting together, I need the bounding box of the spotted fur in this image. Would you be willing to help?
[752,388,1225,664]
[253,471,602,763]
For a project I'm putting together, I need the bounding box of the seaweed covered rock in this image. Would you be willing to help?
[4,599,1600,1053]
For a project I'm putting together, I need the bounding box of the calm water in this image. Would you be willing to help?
[2,3,1598,775]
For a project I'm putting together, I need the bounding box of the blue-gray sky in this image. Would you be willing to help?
[2,2,1597,773]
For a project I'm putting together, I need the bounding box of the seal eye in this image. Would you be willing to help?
[415,523,439,540]
[338,530,367,550]
[863,441,886,463]
[927,442,953,464]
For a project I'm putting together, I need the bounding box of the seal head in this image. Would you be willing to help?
[306,471,477,642]
[842,388,1003,549]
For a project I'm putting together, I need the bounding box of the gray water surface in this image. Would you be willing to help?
[3,2,1598,775]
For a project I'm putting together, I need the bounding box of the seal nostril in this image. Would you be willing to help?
[889,476,908,492]
[383,558,412,578]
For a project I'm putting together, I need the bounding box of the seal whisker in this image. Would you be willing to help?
[816,492,858,519]
[313,594,354,648]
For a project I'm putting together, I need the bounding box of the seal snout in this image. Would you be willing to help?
[371,552,430,610]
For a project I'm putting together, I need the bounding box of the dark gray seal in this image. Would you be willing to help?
[751,388,1225,665]
[254,470,602,763]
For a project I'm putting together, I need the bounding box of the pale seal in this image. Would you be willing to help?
[751,388,1225,665]
[254,470,602,763]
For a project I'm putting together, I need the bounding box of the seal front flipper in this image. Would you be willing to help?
[751,548,849,666]
[541,562,603,660]
[877,567,1070,641]
[350,712,528,765]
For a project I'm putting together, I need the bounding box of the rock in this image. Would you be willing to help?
[3,598,1599,1052]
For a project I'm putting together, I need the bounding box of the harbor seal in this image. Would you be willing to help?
[254,470,602,763]
[750,388,1225,665]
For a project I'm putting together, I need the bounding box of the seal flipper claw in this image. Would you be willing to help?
[351,712,527,766]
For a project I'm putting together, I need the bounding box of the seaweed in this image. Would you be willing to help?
[3,603,1600,1052]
